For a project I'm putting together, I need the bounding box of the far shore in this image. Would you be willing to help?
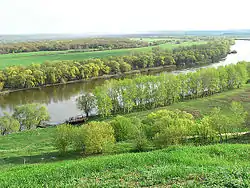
[0,65,176,95]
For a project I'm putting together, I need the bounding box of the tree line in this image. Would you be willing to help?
[54,102,248,155]
[92,62,249,117]
[0,39,233,91]
[0,38,165,54]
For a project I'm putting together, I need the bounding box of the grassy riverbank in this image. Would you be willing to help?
[1,84,249,159]
[0,41,204,69]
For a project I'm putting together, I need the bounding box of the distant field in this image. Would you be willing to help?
[131,37,174,42]
[0,41,205,69]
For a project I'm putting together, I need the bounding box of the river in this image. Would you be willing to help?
[1,40,250,122]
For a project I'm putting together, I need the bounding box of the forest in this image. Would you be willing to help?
[0,39,233,91]
[0,38,169,54]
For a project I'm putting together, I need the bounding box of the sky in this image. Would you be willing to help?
[0,0,249,35]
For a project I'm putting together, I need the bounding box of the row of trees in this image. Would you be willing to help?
[0,104,49,135]
[0,39,232,91]
[0,38,151,54]
[92,63,248,117]
[55,102,248,154]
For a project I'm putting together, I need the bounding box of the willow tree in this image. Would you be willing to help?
[0,113,20,135]
[76,93,96,117]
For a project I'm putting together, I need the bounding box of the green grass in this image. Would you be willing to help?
[0,144,249,187]
[0,41,205,69]
[0,84,249,187]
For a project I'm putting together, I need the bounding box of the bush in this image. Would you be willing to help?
[110,116,138,142]
[81,121,115,154]
[143,110,195,148]
[193,116,217,145]
[54,124,73,153]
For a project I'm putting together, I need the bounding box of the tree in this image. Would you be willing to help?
[80,121,115,154]
[229,101,248,132]
[207,107,230,142]
[143,109,195,147]
[76,93,96,117]
[94,86,113,117]
[193,116,217,145]
[54,124,73,153]
[0,113,20,135]
[13,103,50,130]
[119,62,132,73]
[110,116,137,142]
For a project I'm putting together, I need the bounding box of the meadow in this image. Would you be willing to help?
[0,84,249,187]
[0,144,249,187]
[0,41,204,69]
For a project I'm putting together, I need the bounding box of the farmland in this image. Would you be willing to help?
[0,41,205,69]
[0,84,250,187]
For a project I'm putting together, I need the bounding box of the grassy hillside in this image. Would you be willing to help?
[0,144,249,187]
[0,41,204,69]
[0,84,249,187]
[1,85,249,164]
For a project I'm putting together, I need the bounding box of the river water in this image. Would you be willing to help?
[1,40,250,122]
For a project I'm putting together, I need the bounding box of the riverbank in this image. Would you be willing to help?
[0,65,176,96]
[0,85,249,186]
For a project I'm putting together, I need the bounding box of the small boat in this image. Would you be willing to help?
[65,115,88,125]
[37,122,63,128]
[229,50,237,54]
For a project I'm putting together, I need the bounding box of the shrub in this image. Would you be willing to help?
[143,110,195,148]
[110,116,138,142]
[81,121,115,154]
[54,124,73,153]
[193,116,217,145]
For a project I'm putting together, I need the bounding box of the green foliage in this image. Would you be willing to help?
[0,112,20,135]
[143,110,195,148]
[13,103,50,130]
[95,62,249,116]
[54,124,73,153]
[80,121,115,154]
[230,101,248,130]
[0,41,205,69]
[119,61,132,72]
[76,93,96,117]
[94,86,113,117]
[193,116,217,144]
[0,38,150,55]
[110,116,137,142]
[0,40,228,90]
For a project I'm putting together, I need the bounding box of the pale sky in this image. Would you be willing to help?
[1,0,249,34]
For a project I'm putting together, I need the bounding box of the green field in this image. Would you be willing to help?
[0,144,249,187]
[0,84,249,187]
[0,41,205,69]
